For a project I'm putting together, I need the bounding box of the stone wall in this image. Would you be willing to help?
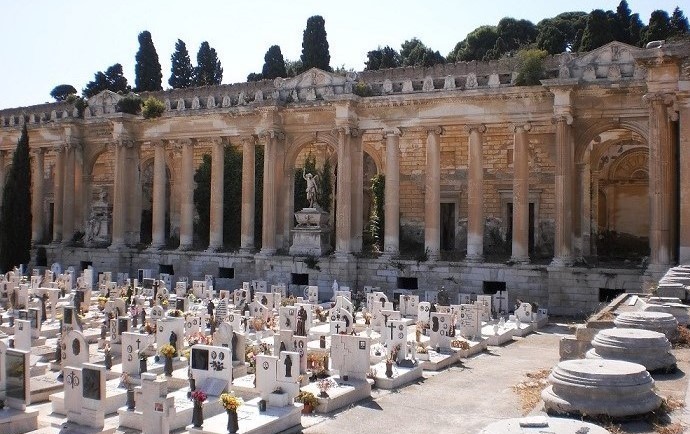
[41,246,644,316]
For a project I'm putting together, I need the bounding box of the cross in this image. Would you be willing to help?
[388,322,396,340]
[334,323,341,334]
[66,370,80,389]
[136,338,141,349]
[382,313,390,326]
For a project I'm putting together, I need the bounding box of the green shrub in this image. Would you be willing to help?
[142,97,166,119]
[514,49,547,86]
[353,81,373,97]
[116,95,142,115]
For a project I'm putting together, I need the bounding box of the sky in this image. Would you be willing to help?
[0,0,683,109]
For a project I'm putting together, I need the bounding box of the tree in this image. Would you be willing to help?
[670,7,689,36]
[169,39,194,89]
[448,26,498,61]
[364,46,402,70]
[0,124,31,271]
[134,30,162,92]
[643,10,671,45]
[400,38,445,66]
[580,9,614,51]
[246,73,263,82]
[194,41,223,86]
[300,15,331,71]
[514,49,547,86]
[261,45,287,79]
[83,63,130,98]
[613,0,633,44]
[496,18,537,52]
[50,84,77,101]
[285,59,304,77]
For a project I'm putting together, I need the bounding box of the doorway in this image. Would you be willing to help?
[440,202,455,251]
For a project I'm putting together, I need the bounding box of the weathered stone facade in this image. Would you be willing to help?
[1,41,689,315]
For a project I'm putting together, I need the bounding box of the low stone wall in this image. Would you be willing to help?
[41,246,645,316]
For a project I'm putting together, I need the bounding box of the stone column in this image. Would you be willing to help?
[126,144,142,245]
[208,138,225,251]
[577,163,592,257]
[31,148,45,244]
[178,139,194,250]
[350,131,364,253]
[679,98,690,263]
[425,127,442,259]
[551,116,574,265]
[150,141,167,249]
[109,141,128,249]
[62,143,76,244]
[52,146,64,243]
[591,170,600,256]
[0,150,6,209]
[260,131,279,255]
[646,93,676,267]
[335,127,353,255]
[466,125,486,262]
[384,129,401,255]
[511,123,530,264]
[240,137,256,253]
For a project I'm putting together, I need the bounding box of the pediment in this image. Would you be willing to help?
[87,90,124,115]
[572,41,643,68]
[274,68,355,90]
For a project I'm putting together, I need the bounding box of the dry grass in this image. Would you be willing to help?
[512,369,551,414]
[653,422,685,434]
[647,396,686,434]
[673,326,690,348]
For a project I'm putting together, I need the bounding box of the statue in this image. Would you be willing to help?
[169,331,178,356]
[296,306,307,337]
[303,168,319,209]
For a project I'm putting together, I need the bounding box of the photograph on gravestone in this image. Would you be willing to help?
[64,307,73,325]
[82,367,101,400]
[192,348,209,370]
[6,351,26,400]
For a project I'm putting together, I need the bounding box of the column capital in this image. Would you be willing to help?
[511,123,532,133]
[52,144,65,154]
[464,124,486,134]
[642,92,675,106]
[552,114,573,125]
[426,126,443,136]
[31,147,45,157]
[335,126,359,138]
[239,135,258,146]
[258,130,284,143]
[384,127,402,137]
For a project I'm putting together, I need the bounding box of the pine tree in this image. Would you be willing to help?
[194,41,223,86]
[169,39,194,89]
[614,0,633,43]
[83,63,130,97]
[0,124,32,271]
[261,45,287,80]
[300,15,331,71]
[670,7,689,36]
[365,46,402,71]
[50,84,77,101]
[643,10,671,45]
[134,30,162,92]
[580,9,614,51]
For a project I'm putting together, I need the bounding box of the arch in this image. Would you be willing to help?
[608,148,649,181]
[574,118,648,163]
[284,132,338,172]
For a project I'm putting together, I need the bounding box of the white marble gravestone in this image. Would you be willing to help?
[184,313,202,337]
[140,373,174,434]
[150,306,165,322]
[429,312,456,349]
[233,288,249,310]
[121,332,155,376]
[272,284,287,298]
[14,319,32,351]
[190,344,232,394]
[492,290,509,315]
[329,307,354,334]
[155,317,185,355]
[383,319,409,362]
[458,293,472,305]
[333,295,354,316]
[516,302,535,322]
[418,302,432,326]
[459,304,481,339]
[305,285,319,304]
[192,280,206,298]
[400,295,419,317]
[64,363,106,429]
[476,295,493,321]
[254,291,281,310]
[61,329,89,370]
[0,345,31,409]
[279,306,298,334]
[255,351,300,407]
[333,290,352,301]
[331,335,371,380]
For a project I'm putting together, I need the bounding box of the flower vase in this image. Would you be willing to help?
[126,388,135,411]
[164,356,173,376]
[139,358,147,375]
[227,409,239,433]
[192,402,204,428]
[385,361,393,378]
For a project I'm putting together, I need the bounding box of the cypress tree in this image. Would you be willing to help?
[261,45,287,80]
[580,9,614,51]
[643,10,671,45]
[0,124,32,272]
[134,31,163,91]
[169,39,194,89]
[300,15,331,71]
[194,41,223,86]
[670,7,689,36]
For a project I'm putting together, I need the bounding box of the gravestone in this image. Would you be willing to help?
[279,306,298,334]
[190,344,232,394]
[255,351,300,406]
[155,317,185,355]
[516,302,535,322]
[329,307,354,334]
[192,280,206,298]
[457,293,472,305]
[249,300,271,322]
[305,285,318,303]
[331,335,371,380]
[184,313,202,337]
[255,291,281,310]
[272,284,287,298]
[492,289,509,315]
[14,319,32,351]
[333,290,351,301]
[140,373,175,434]
[459,304,481,339]
[233,288,249,310]
[400,294,419,317]
[384,319,409,362]
[150,305,165,322]
[175,281,187,297]
[333,295,354,316]
[294,303,313,336]
[1,345,31,409]
[121,332,155,376]
[64,363,106,429]
[476,295,492,321]
[61,329,89,370]
[367,291,388,311]
[429,312,456,349]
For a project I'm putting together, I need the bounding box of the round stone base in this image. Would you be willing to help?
[542,359,661,417]
[586,328,676,372]
[479,416,610,434]
[613,311,678,339]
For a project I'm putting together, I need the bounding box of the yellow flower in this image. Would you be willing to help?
[219,393,243,411]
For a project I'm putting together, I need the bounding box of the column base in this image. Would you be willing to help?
[550,256,573,267]
[147,243,164,251]
[177,243,192,251]
[509,256,530,265]
[239,247,255,256]
[108,243,127,252]
[465,254,484,264]
[258,248,276,256]
[206,245,221,253]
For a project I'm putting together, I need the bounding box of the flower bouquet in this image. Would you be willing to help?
[219,393,243,412]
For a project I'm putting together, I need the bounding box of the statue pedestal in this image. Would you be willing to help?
[290,208,330,256]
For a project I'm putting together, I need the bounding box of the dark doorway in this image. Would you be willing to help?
[440,202,455,251]
[47,203,54,242]
[291,273,309,286]
[397,277,418,290]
